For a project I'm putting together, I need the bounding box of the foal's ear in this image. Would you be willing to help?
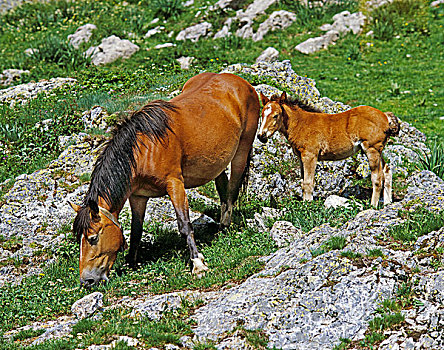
[279,91,287,103]
[69,201,81,213]
[260,92,269,106]
[88,199,100,216]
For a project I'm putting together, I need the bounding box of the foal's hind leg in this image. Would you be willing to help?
[166,177,208,276]
[383,162,393,205]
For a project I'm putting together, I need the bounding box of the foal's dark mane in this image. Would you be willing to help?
[270,94,323,113]
[73,100,176,239]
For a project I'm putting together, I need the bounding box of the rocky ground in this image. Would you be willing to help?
[0,60,442,349]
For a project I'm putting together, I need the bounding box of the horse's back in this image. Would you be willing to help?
[176,72,259,113]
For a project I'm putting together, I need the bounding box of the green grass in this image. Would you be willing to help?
[276,198,366,232]
[387,208,444,243]
[341,251,362,259]
[0,0,442,181]
[311,236,348,258]
[415,139,444,179]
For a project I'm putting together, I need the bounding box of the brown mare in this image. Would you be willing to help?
[258,92,400,207]
[70,72,260,286]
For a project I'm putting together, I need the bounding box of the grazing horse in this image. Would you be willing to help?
[70,72,260,286]
[258,92,400,207]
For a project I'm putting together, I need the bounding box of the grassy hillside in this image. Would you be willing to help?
[0,1,443,348]
[0,0,443,182]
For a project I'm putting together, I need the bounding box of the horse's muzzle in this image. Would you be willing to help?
[80,269,108,288]
[257,134,268,143]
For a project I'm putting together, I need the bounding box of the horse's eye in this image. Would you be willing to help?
[88,234,99,245]
[273,114,278,119]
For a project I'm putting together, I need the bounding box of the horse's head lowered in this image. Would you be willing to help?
[70,200,127,287]
[258,92,287,143]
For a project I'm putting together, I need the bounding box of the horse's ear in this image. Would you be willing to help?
[279,91,287,103]
[69,201,81,213]
[88,199,100,216]
[260,92,269,106]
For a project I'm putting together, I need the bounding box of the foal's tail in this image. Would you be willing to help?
[384,112,400,137]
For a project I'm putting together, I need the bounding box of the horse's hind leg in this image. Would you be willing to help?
[383,162,393,205]
[215,171,229,227]
[219,144,252,229]
[166,177,208,276]
[127,194,148,267]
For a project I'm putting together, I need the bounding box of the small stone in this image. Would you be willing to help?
[71,292,103,320]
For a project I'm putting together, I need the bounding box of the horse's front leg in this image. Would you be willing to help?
[127,194,148,267]
[166,177,208,276]
[300,152,317,201]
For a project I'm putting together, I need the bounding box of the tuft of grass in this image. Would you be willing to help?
[27,35,91,71]
[277,199,365,232]
[415,139,444,179]
[325,236,347,251]
[311,236,347,258]
[151,0,184,19]
[341,250,362,259]
[333,337,352,350]
[368,312,404,332]
[388,208,444,243]
[11,328,45,341]
[367,248,384,258]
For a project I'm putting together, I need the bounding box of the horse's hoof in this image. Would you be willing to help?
[191,254,209,278]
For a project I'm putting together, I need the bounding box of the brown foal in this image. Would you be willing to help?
[258,92,400,207]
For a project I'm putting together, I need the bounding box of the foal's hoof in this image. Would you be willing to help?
[191,253,209,278]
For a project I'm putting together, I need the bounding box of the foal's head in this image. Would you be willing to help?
[258,92,287,143]
[71,200,127,287]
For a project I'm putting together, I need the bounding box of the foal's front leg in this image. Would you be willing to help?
[300,152,317,201]
[166,177,208,276]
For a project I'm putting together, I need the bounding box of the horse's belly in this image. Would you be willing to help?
[318,141,360,161]
[182,148,237,188]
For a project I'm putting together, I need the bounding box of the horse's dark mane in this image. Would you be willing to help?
[270,94,323,113]
[73,100,176,240]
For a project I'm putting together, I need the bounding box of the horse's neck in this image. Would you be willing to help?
[97,197,124,217]
[281,104,304,138]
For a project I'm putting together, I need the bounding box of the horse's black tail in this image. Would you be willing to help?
[240,148,253,197]
[385,112,400,137]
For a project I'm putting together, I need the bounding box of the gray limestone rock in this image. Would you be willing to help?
[67,23,97,49]
[176,22,212,42]
[252,10,297,41]
[71,292,104,319]
[320,11,366,35]
[295,30,339,54]
[145,25,164,38]
[255,47,279,63]
[324,195,351,209]
[0,69,29,86]
[177,56,195,70]
[270,221,302,247]
[85,35,139,66]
